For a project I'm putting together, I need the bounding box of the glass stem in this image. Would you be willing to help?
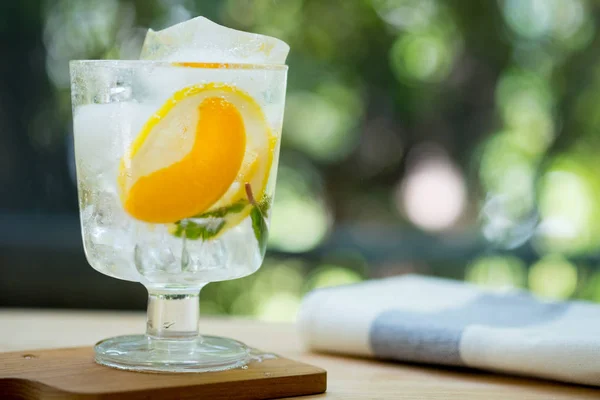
[146,290,201,340]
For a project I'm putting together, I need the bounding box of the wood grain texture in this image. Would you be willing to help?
[1,310,599,399]
[0,346,326,399]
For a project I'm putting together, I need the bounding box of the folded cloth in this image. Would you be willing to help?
[298,274,600,386]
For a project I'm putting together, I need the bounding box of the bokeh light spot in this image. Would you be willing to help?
[466,255,527,289]
[501,0,592,49]
[44,0,122,88]
[257,292,301,322]
[529,256,578,299]
[269,157,331,253]
[306,265,363,290]
[397,147,466,231]
[495,69,555,155]
[536,158,600,254]
[284,83,363,162]
[371,0,438,31]
[390,32,455,83]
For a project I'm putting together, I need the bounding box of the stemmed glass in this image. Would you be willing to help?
[70,60,287,372]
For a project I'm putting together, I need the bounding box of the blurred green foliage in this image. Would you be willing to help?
[4,0,600,317]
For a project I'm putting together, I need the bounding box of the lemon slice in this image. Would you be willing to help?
[201,133,278,238]
[119,83,271,224]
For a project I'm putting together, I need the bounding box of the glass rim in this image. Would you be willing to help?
[69,60,288,71]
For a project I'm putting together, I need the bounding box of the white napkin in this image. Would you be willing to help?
[298,274,600,386]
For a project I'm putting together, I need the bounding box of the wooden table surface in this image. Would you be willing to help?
[0,309,598,399]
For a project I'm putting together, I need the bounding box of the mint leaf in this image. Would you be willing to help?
[173,200,249,241]
[251,206,269,255]
[172,219,225,240]
[171,190,271,244]
[250,195,271,255]
[192,199,247,219]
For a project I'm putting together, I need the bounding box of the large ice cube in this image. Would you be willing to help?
[140,16,289,64]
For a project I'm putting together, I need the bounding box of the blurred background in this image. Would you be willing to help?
[2,0,600,321]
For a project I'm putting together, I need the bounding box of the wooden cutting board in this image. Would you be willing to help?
[0,346,327,399]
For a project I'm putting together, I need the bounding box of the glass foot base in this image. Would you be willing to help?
[95,334,251,373]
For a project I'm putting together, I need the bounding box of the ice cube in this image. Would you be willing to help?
[73,102,157,191]
[184,239,226,273]
[140,16,289,65]
[81,198,139,282]
[134,243,178,276]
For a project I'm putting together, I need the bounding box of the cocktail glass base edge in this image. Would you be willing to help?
[95,334,251,373]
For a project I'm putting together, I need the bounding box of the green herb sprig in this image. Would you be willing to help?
[172,200,247,240]
[171,183,271,252]
[246,183,271,255]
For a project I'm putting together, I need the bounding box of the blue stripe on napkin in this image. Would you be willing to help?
[369,293,569,366]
